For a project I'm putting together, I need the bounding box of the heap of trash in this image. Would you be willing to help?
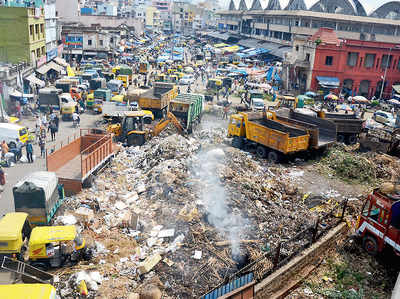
[54,128,343,298]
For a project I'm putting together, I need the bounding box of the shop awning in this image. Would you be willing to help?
[36,64,50,75]
[316,76,340,88]
[24,74,45,87]
[53,57,68,67]
[392,85,400,94]
[47,61,64,73]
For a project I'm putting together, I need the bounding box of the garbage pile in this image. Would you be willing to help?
[318,144,400,184]
[54,128,340,298]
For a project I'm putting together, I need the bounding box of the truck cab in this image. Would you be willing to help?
[228,114,246,138]
[356,189,400,255]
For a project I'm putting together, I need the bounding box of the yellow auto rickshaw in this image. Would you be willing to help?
[174,72,185,79]
[167,68,177,74]
[0,284,57,299]
[169,75,179,83]
[93,99,103,114]
[28,225,92,270]
[111,94,125,103]
[86,93,94,109]
[176,65,183,71]
[0,212,31,260]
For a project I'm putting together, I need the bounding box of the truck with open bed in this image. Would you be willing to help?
[169,93,203,133]
[136,82,178,118]
[46,129,119,195]
[228,111,336,162]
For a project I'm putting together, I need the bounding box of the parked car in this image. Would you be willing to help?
[373,110,396,127]
[179,75,195,85]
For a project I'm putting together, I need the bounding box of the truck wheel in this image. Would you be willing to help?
[268,151,280,163]
[232,137,243,149]
[347,134,358,145]
[256,146,267,158]
[363,235,378,256]
[337,134,345,143]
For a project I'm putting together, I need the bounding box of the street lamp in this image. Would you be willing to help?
[379,45,400,101]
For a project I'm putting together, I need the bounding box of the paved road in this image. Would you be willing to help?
[0,112,101,215]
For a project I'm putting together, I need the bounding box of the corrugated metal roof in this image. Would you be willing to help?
[201,273,254,299]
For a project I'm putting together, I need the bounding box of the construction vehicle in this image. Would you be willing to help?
[356,188,400,256]
[113,110,184,146]
[0,284,57,299]
[136,82,178,118]
[228,111,336,162]
[103,102,154,124]
[359,128,400,156]
[139,62,149,74]
[317,111,365,144]
[13,171,65,226]
[169,94,203,133]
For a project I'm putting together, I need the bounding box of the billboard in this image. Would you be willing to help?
[64,35,83,49]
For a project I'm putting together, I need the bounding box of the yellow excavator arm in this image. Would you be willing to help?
[153,112,184,136]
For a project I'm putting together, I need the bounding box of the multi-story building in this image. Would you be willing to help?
[217,0,400,59]
[0,6,46,65]
[286,27,400,99]
[146,6,161,31]
[44,0,58,62]
[55,0,79,18]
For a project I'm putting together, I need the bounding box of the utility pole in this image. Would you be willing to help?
[0,81,5,123]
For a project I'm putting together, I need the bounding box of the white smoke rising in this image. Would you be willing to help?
[194,147,247,257]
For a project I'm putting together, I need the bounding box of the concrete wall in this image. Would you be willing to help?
[55,0,78,18]
[60,15,144,36]
[0,7,29,63]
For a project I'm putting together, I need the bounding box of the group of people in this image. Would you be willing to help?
[1,138,34,166]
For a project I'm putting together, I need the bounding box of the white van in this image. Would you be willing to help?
[0,123,29,147]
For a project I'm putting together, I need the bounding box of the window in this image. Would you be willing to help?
[88,39,92,46]
[29,25,34,36]
[347,52,359,67]
[99,40,103,46]
[364,53,376,68]
[306,53,310,62]
[41,46,45,55]
[325,56,333,66]
[295,45,299,52]
[36,48,40,57]
[381,54,393,69]
[40,24,44,33]
[110,37,113,43]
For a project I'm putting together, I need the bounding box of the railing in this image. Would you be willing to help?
[81,133,112,179]
[202,199,349,298]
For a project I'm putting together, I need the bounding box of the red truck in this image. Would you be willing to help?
[46,129,119,195]
[356,188,400,256]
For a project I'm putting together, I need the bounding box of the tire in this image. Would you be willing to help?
[256,145,267,158]
[267,151,280,163]
[232,136,243,149]
[363,235,379,256]
[337,134,346,143]
[347,134,358,145]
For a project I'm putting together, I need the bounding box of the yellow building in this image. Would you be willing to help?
[0,7,46,64]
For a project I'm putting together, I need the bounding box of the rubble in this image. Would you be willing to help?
[54,125,349,298]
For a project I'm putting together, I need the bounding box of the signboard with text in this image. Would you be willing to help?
[64,35,83,49]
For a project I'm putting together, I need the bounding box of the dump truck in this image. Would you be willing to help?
[317,111,365,144]
[228,111,336,162]
[356,187,400,256]
[137,82,178,118]
[169,93,203,133]
[46,129,118,195]
[13,171,65,226]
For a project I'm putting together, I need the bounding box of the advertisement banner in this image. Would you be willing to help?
[37,56,46,68]
[64,35,83,49]
[47,48,58,62]
[57,44,64,57]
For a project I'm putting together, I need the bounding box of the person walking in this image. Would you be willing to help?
[0,166,5,187]
[1,140,8,159]
[48,121,57,141]
[26,141,33,163]
[15,138,23,161]
[39,137,46,158]
[222,105,229,120]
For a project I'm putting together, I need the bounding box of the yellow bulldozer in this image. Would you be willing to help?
[107,110,184,146]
